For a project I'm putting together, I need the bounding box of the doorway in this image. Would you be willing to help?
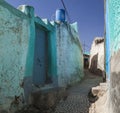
[33,24,50,85]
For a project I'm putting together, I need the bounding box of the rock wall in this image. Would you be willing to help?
[105,0,120,113]
[56,22,84,87]
[89,37,104,75]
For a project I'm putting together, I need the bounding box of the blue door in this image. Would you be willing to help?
[33,25,48,85]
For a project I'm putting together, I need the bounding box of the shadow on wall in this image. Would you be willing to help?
[109,72,120,113]
[89,53,102,76]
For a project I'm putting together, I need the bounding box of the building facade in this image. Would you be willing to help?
[56,22,84,87]
[0,0,83,112]
[89,37,104,76]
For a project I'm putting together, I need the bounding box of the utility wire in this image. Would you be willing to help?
[60,0,71,23]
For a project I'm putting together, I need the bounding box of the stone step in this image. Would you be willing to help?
[99,83,107,87]
[92,83,108,96]
[92,86,100,96]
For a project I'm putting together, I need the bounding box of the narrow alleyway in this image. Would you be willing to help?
[15,70,103,113]
[54,70,102,113]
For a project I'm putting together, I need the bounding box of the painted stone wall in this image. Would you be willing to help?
[56,22,84,87]
[0,1,30,110]
[89,37,104,75]
[0,1,58,111]
[0,0,84,111]
[105,0,120,113]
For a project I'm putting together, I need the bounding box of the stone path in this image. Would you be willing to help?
[54,70,102,113]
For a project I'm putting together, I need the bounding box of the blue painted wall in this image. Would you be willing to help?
[0,1,30,110]
[56,22,84,87]
[0,1,57,110]
[105,1,120,112]
[0,0,83,110]
[35,18,57,85]
[105,0,110,80]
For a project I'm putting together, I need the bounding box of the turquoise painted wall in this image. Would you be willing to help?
[106,1,120,113]
[107,0,120,54]
[0,1,57,110]
[35,18,57,85]
[105,0,120,76]
[48,30,57,84]
[56,22,84,87]
[106,0,120,78]
[105,0,110,80]
[0,1,30,110]
[42,20,57,85]
[0,0,83,110]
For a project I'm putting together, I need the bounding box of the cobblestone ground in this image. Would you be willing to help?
[54,70,102,113]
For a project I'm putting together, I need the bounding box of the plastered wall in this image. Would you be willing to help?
[0,0,84,111]
[0,1,29,110]
[56,23,84,87]
[89,37,104,75]
[106,0,120,113]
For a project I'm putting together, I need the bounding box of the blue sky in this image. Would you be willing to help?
[5,0,104,52]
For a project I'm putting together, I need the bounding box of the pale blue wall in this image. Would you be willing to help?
[0,1,57,110]
[56,22,84,87]
[105,0,110,80]
[106,0,120,113]
[0,1,30,110]
[0,0,83,110]
[107,0,120,54]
